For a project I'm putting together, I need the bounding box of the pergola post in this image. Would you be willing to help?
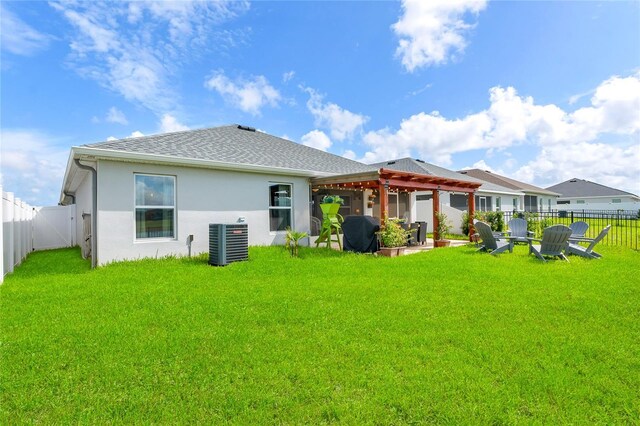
[432,189,440,241]
[379,182,388,220]
[468,192,476,242]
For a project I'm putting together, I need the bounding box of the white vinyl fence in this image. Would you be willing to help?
[1,187,75,283]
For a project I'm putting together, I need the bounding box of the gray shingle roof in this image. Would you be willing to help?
[369,158,520,194]
[84,125,376,175]
[547,178,639,198]
[458,169,560,196]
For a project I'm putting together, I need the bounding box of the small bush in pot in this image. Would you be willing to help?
[377,215,412,256]
[434,212,452,247]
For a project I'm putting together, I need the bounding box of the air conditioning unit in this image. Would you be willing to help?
[209,223,248,266]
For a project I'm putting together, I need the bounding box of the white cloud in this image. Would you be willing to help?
[282,70,295,83]
[0,130,69,206]
[303,87,368,141]
[0,4,51,56]
[106,136,117,141]
[392,0,487,71]
[301,130,332,151]
[106,107,128,125]
[205,71,281,115]
[342,150,357,160]
[359,72,640,194]
[159,114,189,133]
[51,1,250,114]
[129,131,144,138]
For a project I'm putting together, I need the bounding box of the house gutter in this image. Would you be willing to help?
[63,191,76,204]
[74,159,97,268]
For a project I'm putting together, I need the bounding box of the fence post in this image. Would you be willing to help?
[570,211,574,223]
[5,192,15,274]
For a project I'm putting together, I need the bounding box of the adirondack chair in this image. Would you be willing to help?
[569,221,589,238]
[566,225,610,259]
[527,225,572,262]
[475,221,513,255]
[506,218,534,244]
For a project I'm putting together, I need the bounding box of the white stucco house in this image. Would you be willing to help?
[60,125,377,266]
[546,178,640,211]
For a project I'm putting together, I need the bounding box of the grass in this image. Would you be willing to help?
[1,245,639,424]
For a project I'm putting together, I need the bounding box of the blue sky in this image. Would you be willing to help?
[1,0,639,206]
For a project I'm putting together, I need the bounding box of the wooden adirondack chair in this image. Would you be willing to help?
[527,225,572,262]
[506,218,534,244]
[475,221,513,255]
[569,221,589,238]
[566,225,610,259]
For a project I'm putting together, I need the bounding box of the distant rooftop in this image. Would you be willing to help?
[369,158,520,194]
[547,178,640,199]
[458,169,560,196]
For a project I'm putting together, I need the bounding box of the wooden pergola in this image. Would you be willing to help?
[311,168,482,241]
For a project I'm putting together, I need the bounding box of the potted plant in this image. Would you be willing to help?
[434,211,452,248]
[377,215,412,257]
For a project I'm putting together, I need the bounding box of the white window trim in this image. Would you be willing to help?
[268,182,293,233]
[134,173,177,242]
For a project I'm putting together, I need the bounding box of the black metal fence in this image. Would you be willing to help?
[502,210,640,250]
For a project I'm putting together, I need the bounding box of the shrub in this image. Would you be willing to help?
[378,215,411,247]
[285,228,308,257]
[473,211,504,232]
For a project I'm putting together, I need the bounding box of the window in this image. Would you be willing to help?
[513,198,518,209]
[416,194,432,201]
[269,183,292,231]
[557,200,570,205]
[577,200,585,204]
[496,197,501,211]
[135,174,176,239]
[612,199,622,204]
[548,199,551,211]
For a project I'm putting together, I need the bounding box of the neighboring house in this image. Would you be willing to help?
[457,169,560,212]
[60,125,481,266]
[547,178,640,211]
[60,125,375,266]
[369,158,522,233]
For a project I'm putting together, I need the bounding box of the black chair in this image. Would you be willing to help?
[415,221,427,245]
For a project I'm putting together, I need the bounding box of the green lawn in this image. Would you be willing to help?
[1,245,639,424]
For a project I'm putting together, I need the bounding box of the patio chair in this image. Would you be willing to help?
[527,225,572,262]
[506,218,533,244]
[475,220,513,255]
[566,225,610,259]
[569,221,589,238]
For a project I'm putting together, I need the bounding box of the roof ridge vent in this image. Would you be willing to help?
[237,125,256,132]
[415,158,425,163]
[387,161,396,165]
[569,179,578,182]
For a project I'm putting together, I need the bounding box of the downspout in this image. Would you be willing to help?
[63,191,76,204]
[74,159,97,268]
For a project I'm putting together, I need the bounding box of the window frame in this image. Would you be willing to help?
[268,182,293,233]
[134,173,177,241]
[612,198,622,204]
